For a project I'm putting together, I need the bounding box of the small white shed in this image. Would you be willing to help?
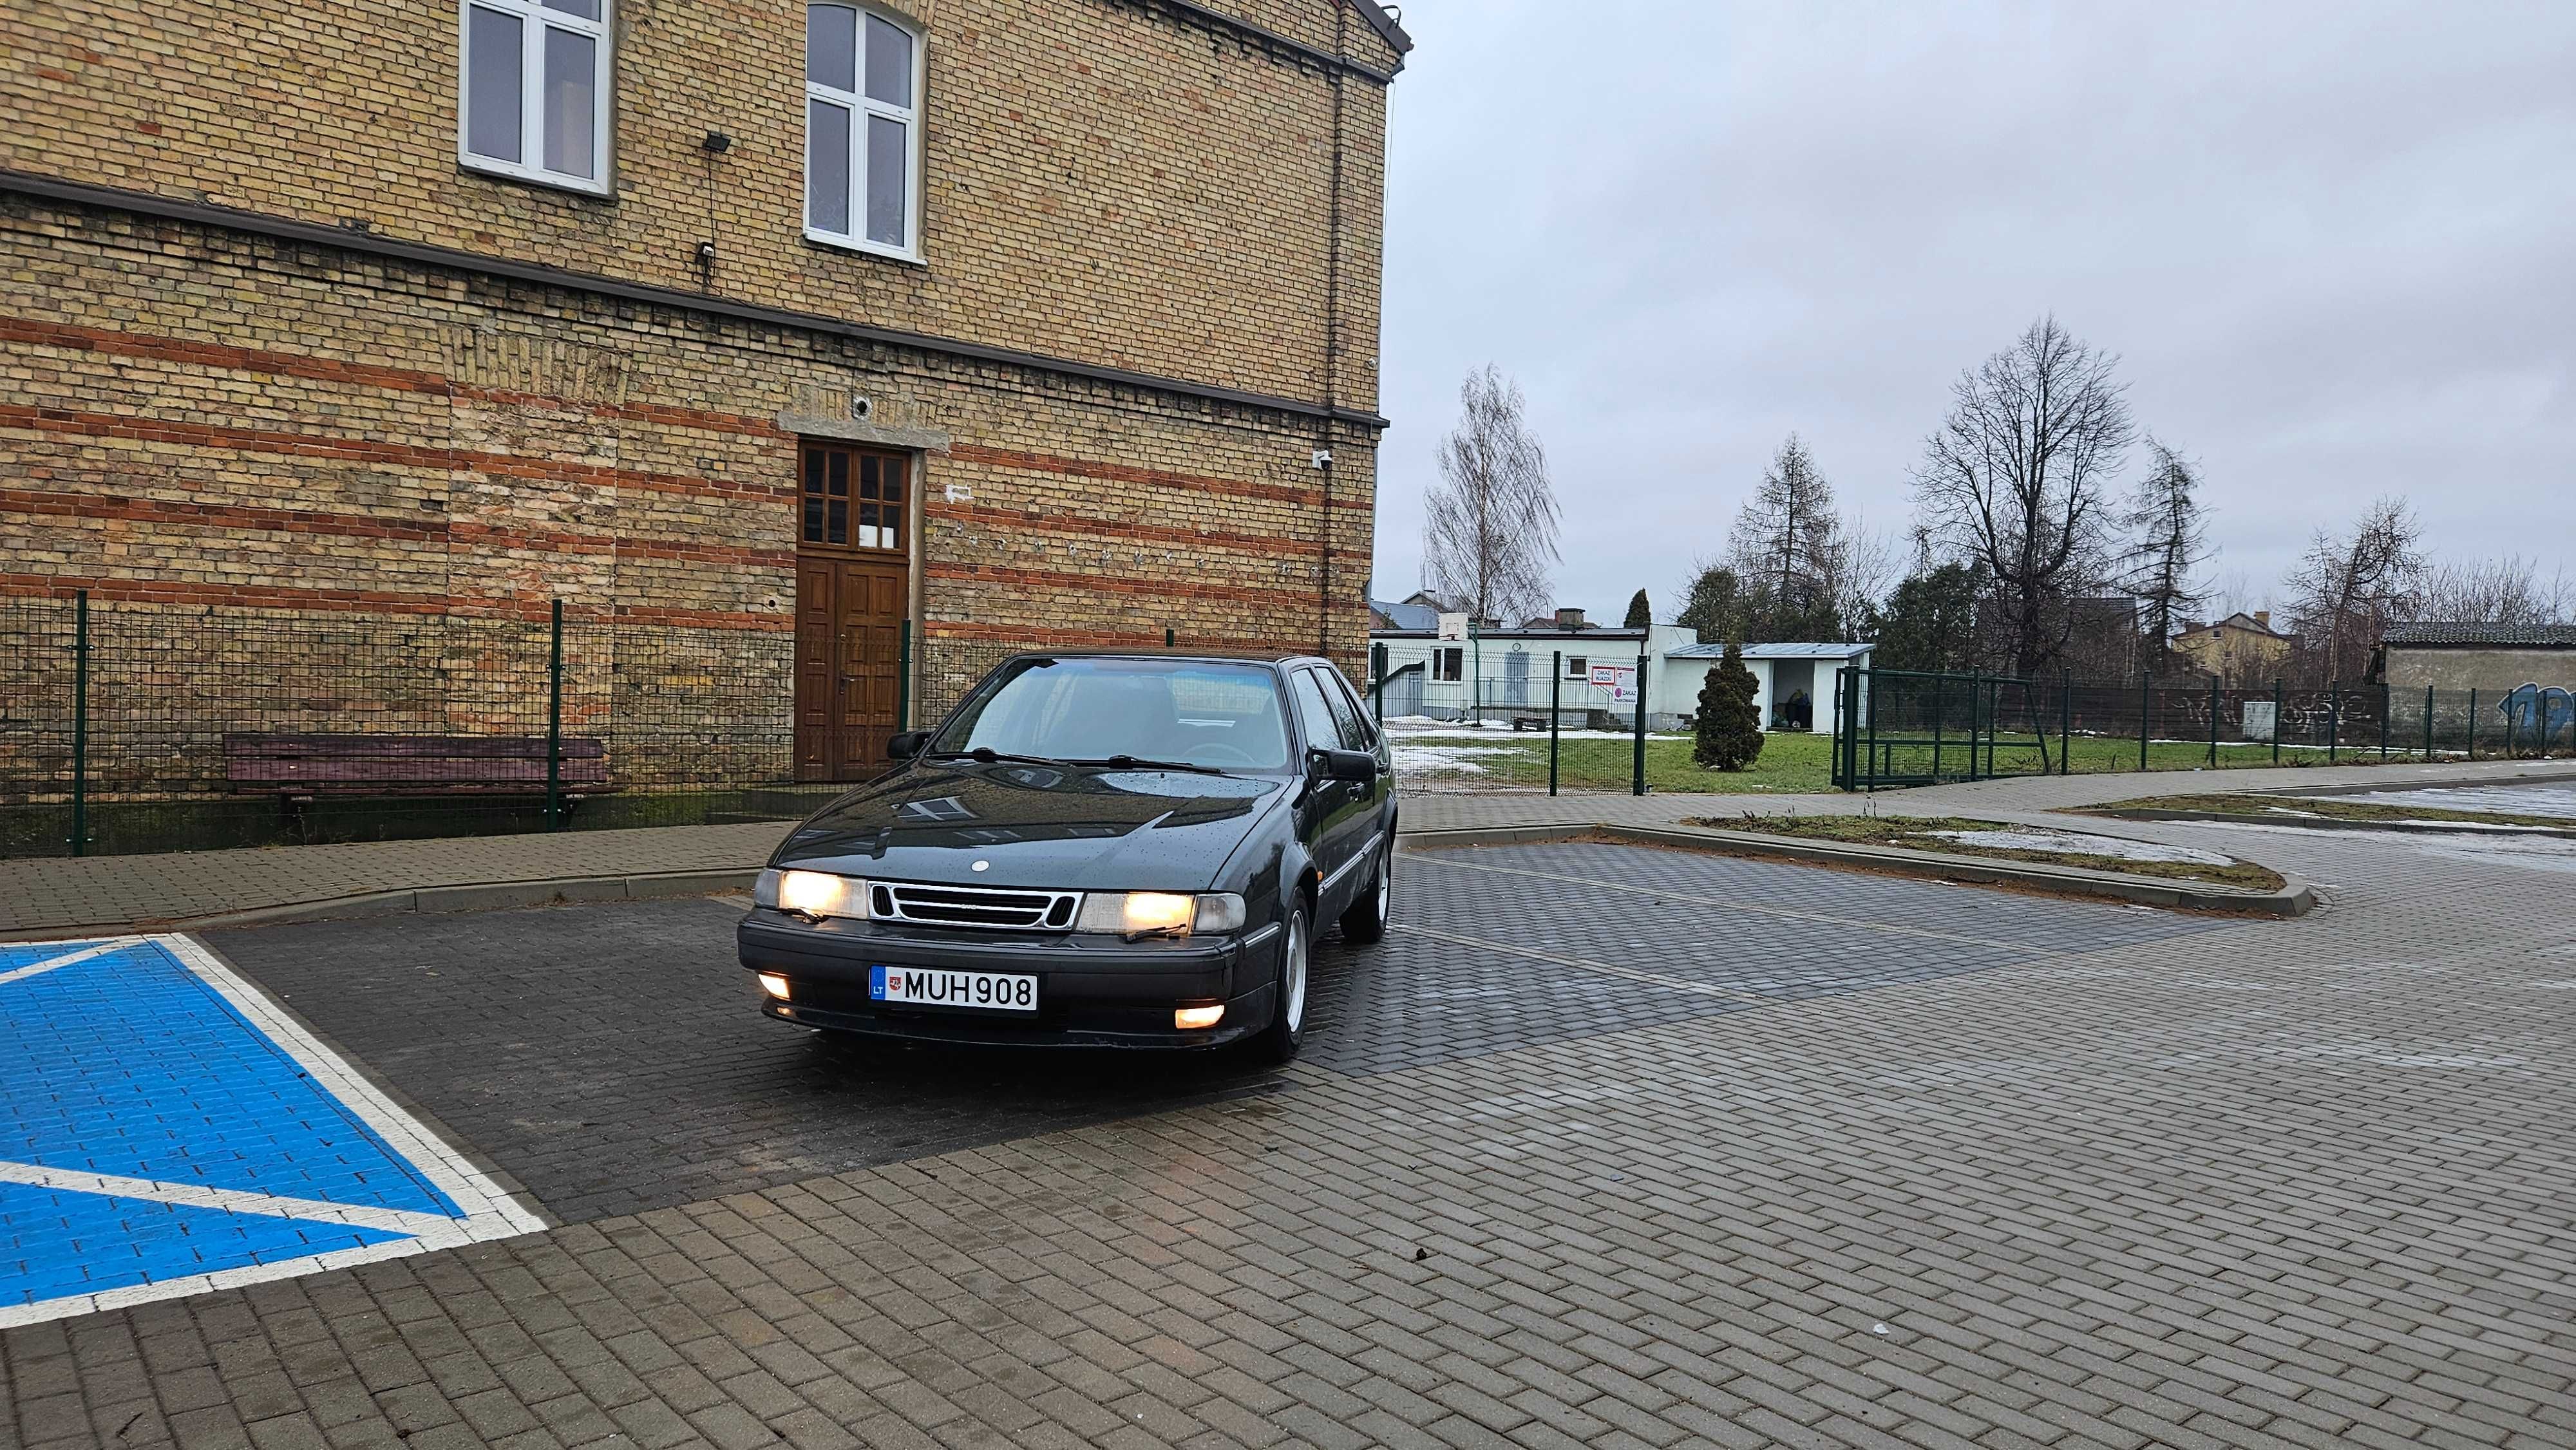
[1662,643,1874,734]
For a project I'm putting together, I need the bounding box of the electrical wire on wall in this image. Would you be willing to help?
[1318,1,1349,659]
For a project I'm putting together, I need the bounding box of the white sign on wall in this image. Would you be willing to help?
[2242,700,2277,742]
[1592,665,1638,702]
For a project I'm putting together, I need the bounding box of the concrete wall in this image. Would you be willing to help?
[2384,646,2576,694]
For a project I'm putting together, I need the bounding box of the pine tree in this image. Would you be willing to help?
[1623,589,1651,628]
[1694,641,1765,771]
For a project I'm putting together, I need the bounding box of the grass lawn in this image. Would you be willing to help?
[1689,813,2286,892]
[1397,728,2440,795]
[2084,791,2576,831]
[1434,731,1842,793]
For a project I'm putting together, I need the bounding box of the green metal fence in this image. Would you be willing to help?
[0,595,1346,860]
[1833,666,2575,791]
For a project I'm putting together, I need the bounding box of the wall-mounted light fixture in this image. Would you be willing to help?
[702,131,732,154]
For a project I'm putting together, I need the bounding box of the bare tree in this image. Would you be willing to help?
[1421,365,1559,623]
[2284,495,2423,684]
[1727,435,1846,636]
[2416,554,2575,625]
[1835,512,1902,639]
[2120,437,2211,670]
[1912,316,2136,677]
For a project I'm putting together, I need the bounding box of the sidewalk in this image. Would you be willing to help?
[5,757,2570,938]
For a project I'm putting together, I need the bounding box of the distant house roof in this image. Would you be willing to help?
[1667,641,1873,661]
[2192,611,2293,639]
[2383,622,2576,648]
[1369,597,1440,632]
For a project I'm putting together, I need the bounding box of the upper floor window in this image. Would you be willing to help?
[460,0,612,194]
[806,4,922,259]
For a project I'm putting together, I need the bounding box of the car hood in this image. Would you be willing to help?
[770,760,1284,891]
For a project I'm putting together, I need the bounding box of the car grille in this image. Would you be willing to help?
[868,880,1079,931]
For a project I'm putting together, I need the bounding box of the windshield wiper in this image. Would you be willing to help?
[1078,755,1235,776]
[926,748,1075,768]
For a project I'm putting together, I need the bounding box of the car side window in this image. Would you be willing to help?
[1287,670,1341,756]
[1318,669,1374,751]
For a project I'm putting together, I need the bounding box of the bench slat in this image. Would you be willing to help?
[222,733,605,760]
[222,733,614,795]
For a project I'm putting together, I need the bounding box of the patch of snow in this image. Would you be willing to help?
[1912,828,2236,866]
[1390,742,1518,776]
[2304,785,2576,820]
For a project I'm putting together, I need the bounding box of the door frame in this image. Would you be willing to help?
[791,440,921,782]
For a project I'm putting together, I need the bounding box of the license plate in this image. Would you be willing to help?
[870,965,1038,1012]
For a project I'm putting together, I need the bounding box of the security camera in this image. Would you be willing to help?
[1312,449,1332,469]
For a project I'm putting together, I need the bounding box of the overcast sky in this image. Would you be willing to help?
[1368,1,2576,623]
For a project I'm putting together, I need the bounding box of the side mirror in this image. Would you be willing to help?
[1312,748,1378,784]
[887,730,929,761]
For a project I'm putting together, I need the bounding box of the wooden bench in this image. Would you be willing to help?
[223,733,612,796]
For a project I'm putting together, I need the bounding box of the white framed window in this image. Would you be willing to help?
[1432,648,1464,684]
[1564,655,1588,679]
[806,3,923,260]
[459,0,612,194]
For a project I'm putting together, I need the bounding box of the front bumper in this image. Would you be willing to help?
[737,908,1282,1049]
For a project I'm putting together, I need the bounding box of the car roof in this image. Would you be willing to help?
[996,650,1331,670]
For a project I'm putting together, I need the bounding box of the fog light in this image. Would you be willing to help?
[757,972,792,1001]
[1174,1004,1224,1030]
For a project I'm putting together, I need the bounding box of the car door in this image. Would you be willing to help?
[1285,667,1361,910]
[1320,664,1394,862]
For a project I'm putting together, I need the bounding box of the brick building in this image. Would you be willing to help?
[1,0,1406,800]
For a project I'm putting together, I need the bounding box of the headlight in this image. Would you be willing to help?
[1073,891,1246,937]
[761,868,866,919]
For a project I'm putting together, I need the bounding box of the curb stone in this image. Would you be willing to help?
[0,868,758,942]
[1398,822,2316,918]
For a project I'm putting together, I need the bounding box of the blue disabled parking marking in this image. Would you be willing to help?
[0,934,546,1327]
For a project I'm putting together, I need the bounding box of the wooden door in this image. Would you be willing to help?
[793,445,911,781]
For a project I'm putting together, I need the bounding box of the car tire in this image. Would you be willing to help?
[1251,901,1310,1064]
[1339,834,1393,945]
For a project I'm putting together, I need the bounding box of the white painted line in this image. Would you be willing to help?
[0,936,145,986]
[0,1160,464,1238]
[164,934,549,1238]
[0,934,550,1330]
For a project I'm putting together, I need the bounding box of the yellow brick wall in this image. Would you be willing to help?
[1,198,1379,777]
[1,0,1392,409]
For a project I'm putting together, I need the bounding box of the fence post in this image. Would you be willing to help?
[2327,681,2340,763]
[1835,668,1854,790]
[2060,668,2072,776]
[2271,679,2283,766]
[2423,684,2434,760]
[2378,682,2389,760]
[2505,690,2519,758]
[1865,667,1881,791]
[897,619,913,731]
[70,589,90,858]
[1631,648,1648,796]
[546,599,564,831]
[1548,652,1561,796]
[2139,673,2151,772]
[2467,687,2477,760]
[2208,675,2219,769]
[1931,670,1946,781]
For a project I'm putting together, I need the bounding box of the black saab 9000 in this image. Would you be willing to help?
[737,653,1396,1061]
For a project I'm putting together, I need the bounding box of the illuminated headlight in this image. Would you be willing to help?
[1074,891,1247,938]
[755,868,867,919]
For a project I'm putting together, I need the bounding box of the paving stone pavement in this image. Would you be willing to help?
[6,804,2576,1449]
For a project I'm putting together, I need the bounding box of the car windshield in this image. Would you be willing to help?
[932,658,1293,772]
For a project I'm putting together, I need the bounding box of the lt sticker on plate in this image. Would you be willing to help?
[869,965,1038,1012]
